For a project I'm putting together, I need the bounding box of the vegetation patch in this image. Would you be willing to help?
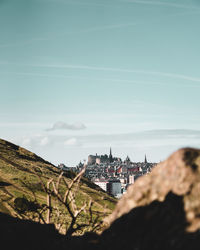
[0,138,117,235]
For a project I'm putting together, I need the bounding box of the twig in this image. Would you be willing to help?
[46,178,53,224]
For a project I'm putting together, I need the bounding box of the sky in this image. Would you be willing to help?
[0,0,200,166]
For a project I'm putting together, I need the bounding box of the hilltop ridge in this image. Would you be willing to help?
[0,138,116,234]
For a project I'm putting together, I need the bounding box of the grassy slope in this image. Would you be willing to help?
[0,139,116,233]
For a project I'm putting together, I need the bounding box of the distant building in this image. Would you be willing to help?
[82,149,157,196]
[127,167,139,174]
[93,178,108,192]
[87,148,119,165]
[116,166,122,174]
[109,147,113,163]
[128,175,134,184]
[57,163,69,171]
[96,158,101,165]
[125,155,131,163]
[88,155,97,165]
[107,179,122,197]
[144,154,147,164]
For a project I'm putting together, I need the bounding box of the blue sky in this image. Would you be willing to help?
[1,0,200,166]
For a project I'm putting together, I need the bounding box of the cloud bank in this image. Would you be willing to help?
[64,137,82,147]
[21,129,200,149]
[15,129,200,165]
[46,121,86,131]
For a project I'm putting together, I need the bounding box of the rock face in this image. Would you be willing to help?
[105,148,200,232]
[99,148,200,249]
[101,192,200,250]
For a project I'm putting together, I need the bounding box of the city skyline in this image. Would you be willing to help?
[1,0,200,166]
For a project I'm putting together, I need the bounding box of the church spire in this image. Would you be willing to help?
[126,155,130,162]
[109,147,113,163]
[109,147,112,156]
[144,154,147,163]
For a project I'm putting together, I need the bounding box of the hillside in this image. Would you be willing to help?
[0,138,116,234]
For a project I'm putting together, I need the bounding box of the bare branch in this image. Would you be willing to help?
[56,172,64,194]
[74,203,87,218]
[46,178,53,224]
[29,163,99,235]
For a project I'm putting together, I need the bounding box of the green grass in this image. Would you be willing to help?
[0,138,117,234]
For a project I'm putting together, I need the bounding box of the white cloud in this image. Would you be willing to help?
[64,137,79,146]
[46,121,86,131]
[19,135,51,149]
[39,137,50,146]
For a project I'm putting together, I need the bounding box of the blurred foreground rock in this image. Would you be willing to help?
[0,212,64,250]
[105,148,200,232]
[100,148,200,250]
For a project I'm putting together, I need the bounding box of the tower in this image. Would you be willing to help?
[109,147,113,163]
[126,155,131,162]
[144,154,147,164]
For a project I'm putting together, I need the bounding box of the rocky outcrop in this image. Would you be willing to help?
[99,148,200,249]
[105,148,200,232]
[101,192,200,250]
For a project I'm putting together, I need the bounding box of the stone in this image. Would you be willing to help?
[105,148,200,232]
[99,148,200,250]
[100,192,200,250]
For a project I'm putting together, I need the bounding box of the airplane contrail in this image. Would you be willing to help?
[0,22,136,48]
[122,0,200,10]
[40,63,200,83]
[40,0,108,7]
[71,23,137,34]
[1,61,200,84]
[0,71,165,86]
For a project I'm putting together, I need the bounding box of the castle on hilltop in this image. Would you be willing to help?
[84,148,154,198]
[87,148,148,165]
[88,148,121,165]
